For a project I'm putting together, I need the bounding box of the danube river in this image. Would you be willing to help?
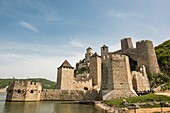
[0,93,105,113]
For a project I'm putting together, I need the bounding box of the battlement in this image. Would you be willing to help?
[136,40,153,45]
[75,78,92,84]
[101,45,109,54]
[136,40,152,43]
[136,40,154,52]
[42,89,59,92]
[61,66,74,69]
[111,54,128,60]
[10,81,41,86]
[27,81,41,86]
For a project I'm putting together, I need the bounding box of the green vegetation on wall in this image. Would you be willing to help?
[147,73,170,88]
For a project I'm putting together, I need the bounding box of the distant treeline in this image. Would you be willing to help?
[0,78,56,89]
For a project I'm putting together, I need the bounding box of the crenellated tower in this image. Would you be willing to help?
[136,40,160,74]
[6,81,42,101]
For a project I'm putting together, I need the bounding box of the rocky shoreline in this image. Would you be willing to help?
[95,101,170,113]
[0,88,7,93]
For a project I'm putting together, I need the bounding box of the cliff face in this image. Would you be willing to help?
[155,40,170,76]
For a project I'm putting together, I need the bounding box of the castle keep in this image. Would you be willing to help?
[6,38,159,101]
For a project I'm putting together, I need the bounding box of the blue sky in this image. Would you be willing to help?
[0,0,170,81]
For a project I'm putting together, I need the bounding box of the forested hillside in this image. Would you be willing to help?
[155,39,170,76]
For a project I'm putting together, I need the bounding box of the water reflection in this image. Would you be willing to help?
[3,102,40,113]
[0,93,105,113]
[3,102,104,113]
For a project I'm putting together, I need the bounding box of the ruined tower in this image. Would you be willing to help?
[56,60,74,90]
[136,40,160,74]
[121,38,134,50]
[89,52,102,87]
[85,47,93,62]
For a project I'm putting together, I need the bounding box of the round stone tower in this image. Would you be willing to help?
[136,40,160,74]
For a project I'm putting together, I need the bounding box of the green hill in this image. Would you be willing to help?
[0,78,56,89]
[155,39,170,76]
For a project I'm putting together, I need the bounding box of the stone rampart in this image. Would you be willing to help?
[40,89,100,101]
[73,79,93,90]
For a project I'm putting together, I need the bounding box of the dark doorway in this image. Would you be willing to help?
[84,87,88,90]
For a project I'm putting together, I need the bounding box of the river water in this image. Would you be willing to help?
[0,93,104,113]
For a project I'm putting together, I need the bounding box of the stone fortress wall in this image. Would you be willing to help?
[6,38,159,101]
[115,38,160,74]
[56,60,93,91]
[40,89,100,101]
[101,50,137,100]
[132,65,150,93]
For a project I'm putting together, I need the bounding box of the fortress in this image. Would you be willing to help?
[6,38,159,101]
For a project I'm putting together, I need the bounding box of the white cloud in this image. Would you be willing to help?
[108,10,140,21]
[70,38,86,47]
[0,41,85,80]
[19,21,39,33]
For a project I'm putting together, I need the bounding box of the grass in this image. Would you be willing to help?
[104,94,170,107]
[0,78,56,89]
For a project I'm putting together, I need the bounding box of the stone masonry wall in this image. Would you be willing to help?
[89,55,102,87]
[6,81,27,101]
[57,67,74,90]
[101,45,109,90]
[6,81,42,101]
[132,71,150,93]
[73,79,93,90]
[115,38,160,75]
[111,55,134,90]
[102,54,137,100]
[40,89,100,101]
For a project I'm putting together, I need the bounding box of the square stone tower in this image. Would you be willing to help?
[89,52,102,87]
[101,53,137,100]
[56,60,74,90]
